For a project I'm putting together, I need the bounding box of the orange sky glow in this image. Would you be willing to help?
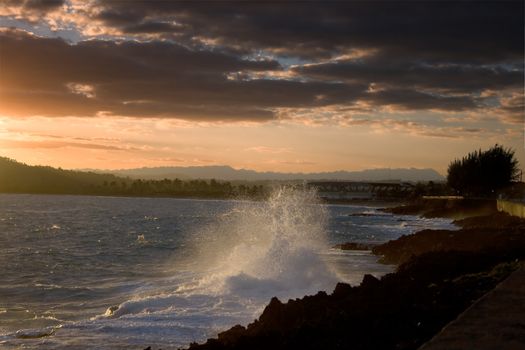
[0,1,523,175]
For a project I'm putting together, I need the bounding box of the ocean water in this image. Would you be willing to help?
[0,188,456,349]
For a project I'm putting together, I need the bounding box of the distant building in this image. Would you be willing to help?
[307,181,415,200]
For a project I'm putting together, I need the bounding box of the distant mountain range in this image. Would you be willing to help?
[0,156,443,201]
[104,166,444,182]
[0,157,262,198]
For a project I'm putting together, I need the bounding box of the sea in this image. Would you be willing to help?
[0,187,457,349]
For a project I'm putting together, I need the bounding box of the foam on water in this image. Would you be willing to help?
[100,186,339,323]
[4,186,340,349]
[184,185,340,298]
[14,326,60,339]
[0,191,454,349]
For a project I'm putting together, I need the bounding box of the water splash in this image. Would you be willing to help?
[187,185,339,299]
[105,185,339,319]
[1,191,405,349]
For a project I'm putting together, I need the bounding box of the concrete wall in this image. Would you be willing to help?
[497,200,525,219]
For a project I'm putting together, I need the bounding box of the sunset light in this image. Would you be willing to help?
[1,1,524,349]
[0,1,522,173]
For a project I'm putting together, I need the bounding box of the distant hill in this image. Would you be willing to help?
[0,156,444,199]
[0,157,123,194]
[0,157,264,198]
[106,165,444,182]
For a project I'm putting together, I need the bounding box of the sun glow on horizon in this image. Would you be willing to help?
[0,114,523,175]
[0,2,523,175]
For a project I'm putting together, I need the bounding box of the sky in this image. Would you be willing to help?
[0,0,523,174]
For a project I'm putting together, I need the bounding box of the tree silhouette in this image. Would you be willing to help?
[447,145,519,197]
[0,156,268,199]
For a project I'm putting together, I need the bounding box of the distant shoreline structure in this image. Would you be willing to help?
[0,156,445,201]
[98,165,445,182]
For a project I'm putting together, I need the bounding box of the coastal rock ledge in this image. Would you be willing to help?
[182,215,524,350]
[145,212,525,350]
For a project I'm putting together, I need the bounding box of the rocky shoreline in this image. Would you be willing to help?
[379,198,497,219]
[147,200,524,350]
[373,211,525,265]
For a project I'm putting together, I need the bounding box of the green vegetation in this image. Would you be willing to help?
[3,145,520,201]
[447,145,520,197]
[408,181,450,199]
[0,157,266,199]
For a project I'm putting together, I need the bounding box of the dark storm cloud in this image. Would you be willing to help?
[1,30,280,87]
[0,29,366,120]
[94,1,523,62]
[23,0,63,11]
[294,59,523,93]
[0,1,523,121]
[0,0,64,14]
[91,0,523,117]
[365,89,478,112]
[123,21,184,34]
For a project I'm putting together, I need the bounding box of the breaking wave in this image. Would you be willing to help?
[103,185,339,320]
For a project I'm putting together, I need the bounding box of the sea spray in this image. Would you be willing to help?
[104,185,340,320]
[1,192,428,349]
[184,185,340,299]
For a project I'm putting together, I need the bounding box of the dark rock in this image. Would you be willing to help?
[373,222,525,265]
[453,212,525,229]
[217,325,246,345]
[184,212,524,350]
[187,252,520,350]
[331,282,352,299]
[360,274,380,289]
[381,198,497,219]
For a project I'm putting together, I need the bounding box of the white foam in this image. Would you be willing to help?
[183,185,340,298]
[74,186,341,347]
[6,188,383,349]
[14,326,61,339]
[105,186,339,315]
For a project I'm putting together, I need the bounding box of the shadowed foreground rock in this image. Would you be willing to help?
[372,212,525,265]
[380,198,497,219]
[186,259,519,350]
[185,241,523,349]
[144,212,524,350]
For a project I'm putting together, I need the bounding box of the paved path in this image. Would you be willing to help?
[420,263,525,350]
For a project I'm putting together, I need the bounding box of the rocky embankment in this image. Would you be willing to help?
[373,212,525,265]
[380,198,496,219]
[177,204,524,350]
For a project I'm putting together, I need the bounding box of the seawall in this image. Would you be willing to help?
[497,199,525,219]
[419,262,525,350]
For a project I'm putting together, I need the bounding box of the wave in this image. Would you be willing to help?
[349,209,393,217]
[188,185,339,298]
[1,191,403,349]
[13,325,61,339]
[100,186,340,321]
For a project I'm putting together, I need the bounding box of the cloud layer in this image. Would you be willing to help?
[0,1,523,131]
